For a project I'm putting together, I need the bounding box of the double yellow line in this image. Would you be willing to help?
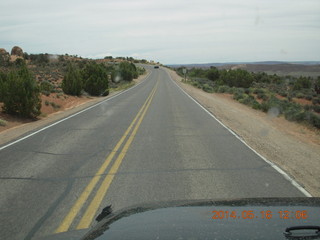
[56,82,158,233]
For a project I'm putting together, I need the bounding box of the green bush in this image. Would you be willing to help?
[0,71,8,101]
[0,118,7,126]
[284,107,306,122]
[82,62,109,96]
[2,63,41,117]
[251,101,261,110]
[309,113,320,128]
[202,84,213,93]
[296,92,305,99]
[118,62,138,81]
[293,77,312,90]
[40,81,54,95]
[313,105,320,113]
[216,85,230,93]
[62,63,82,96]
[50,102,61,109]
[312,97,320,105]
[233,90,247,101]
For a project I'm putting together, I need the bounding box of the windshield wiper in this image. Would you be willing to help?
[96,205,112,222]
[284,226,320,239]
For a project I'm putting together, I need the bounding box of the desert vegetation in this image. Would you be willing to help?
[175,67,320,129]
[0,46,146,121]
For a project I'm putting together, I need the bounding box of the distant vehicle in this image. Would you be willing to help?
[154,65,159,69]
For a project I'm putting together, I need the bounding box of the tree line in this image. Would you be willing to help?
[0,59,143,118]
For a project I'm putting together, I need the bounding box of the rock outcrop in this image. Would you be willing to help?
[0,48,10,63]
[11,46,23,57]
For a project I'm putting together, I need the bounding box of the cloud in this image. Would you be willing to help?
[0,0,319,63]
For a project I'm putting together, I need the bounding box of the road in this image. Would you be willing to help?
[0,66,307,240]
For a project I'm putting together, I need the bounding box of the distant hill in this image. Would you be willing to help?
[168,61,320,77]
[168,61,320,68]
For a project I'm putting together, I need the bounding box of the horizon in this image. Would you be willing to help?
[2,45,320,66]
[1,0,319,64]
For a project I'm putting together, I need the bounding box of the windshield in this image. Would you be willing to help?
[0,0,319,240]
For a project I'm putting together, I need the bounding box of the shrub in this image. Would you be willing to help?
[62,63,82,96]
[279,91,288,97]
[202,84,213,93]
[293,77,312,90]
[296,92,305,99]
[252,101,261,110]
[312,97,320,105]
[117,62,138,81]
[303,105,312,111]
[40,81,54,95]
[0,71,8,101]
[50,102,61,109]
[206,67,219,81]
[309,113,320,128]
[305,94,313,101]
[233,92,246,101]
[82,62,109,96]
[216,85,230,93]
[313,105,320,113]
[0,119,7,126]
[2,63,41,118]
[284,108,306,122]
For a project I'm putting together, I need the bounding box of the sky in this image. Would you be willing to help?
[0,0,320,64]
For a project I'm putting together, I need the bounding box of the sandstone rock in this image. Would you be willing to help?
[0,48,10,63]
[11,46,23,56]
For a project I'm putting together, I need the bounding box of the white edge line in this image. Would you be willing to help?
[0,71,152,151]
[165,70,312,197]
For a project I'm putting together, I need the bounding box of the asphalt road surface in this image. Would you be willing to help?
[0,66,307,240]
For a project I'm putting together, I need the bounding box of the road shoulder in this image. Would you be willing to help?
[166,68,320,197]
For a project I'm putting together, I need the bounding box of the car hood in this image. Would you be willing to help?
[39,198,320,240]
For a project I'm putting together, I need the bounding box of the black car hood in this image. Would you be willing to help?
[79,198,320,240]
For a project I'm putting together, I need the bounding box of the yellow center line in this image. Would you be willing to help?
[76,82,158,229]
[55,83,158,233]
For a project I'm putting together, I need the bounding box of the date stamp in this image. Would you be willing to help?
[211,210,308,220]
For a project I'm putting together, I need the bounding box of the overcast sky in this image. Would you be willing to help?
[1,0,319,64]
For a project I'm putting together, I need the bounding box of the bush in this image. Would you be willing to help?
[2,63,41,117]
[233,92,245,101]
[296,92,305,99]
[251,101,261,110]
[62,63,82,96]
[313,105,320,113]
[309,113,320,128]
[312,97,320,105]
[117,62,138,81]
[202,83,213,93]
[50,102,61,109]
[293,77,312,90]
[206,67,219,81]
[216,85,230,93]
[40,81,54,95]
[0,71,8,101]
[0,118,7,126]
[284,107,306,122]
[82,62,109,96]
